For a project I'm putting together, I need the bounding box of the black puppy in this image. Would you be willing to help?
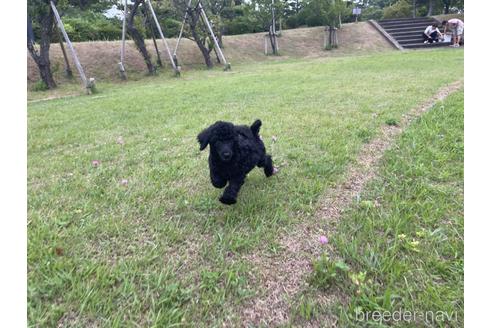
[197,119,275,205]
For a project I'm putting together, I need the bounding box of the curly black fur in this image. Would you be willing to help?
[197,119,274,205]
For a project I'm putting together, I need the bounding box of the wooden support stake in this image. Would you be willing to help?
[197,1,230,70]
[57,29,73,78]
[146,0,180,75]
[324,26,328,49]
[143,4,162,67]
[50,1,94,94]
[173,0,193,58]
[329,26,333,49]
[119,0,128,79]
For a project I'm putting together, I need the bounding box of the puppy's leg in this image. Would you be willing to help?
[210,169,227,189]
[219,176,245,205]
[263,154,274,177]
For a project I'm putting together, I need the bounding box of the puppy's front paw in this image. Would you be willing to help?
[219,195,237,205]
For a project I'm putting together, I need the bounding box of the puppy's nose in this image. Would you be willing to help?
[223,152,231,158]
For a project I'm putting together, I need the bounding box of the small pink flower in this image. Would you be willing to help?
[116,136,125,145]
[273,167,279,175]
[91,160,101,168]
[319,235,328,244]
[120,179,128,186]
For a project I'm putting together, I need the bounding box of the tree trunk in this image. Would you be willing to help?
[427,0,433,16]
[413,0,417,18]
[191,31,213,68]
[128,0,156,74]
[27,11,56,89]
[187,7,213,68]
[269,26,277,55]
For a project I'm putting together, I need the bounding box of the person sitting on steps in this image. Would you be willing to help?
[423,23,442,44]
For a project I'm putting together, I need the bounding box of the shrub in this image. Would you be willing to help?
[285,14,300,28]
[360,7,384,21]
[306,14,327,27]
[382,0,412,19]
[31,80,48,92]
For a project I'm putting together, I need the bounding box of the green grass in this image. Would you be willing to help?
[27,49,463,326]
[295,91,464,327]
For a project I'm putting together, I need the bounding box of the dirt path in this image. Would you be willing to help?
[240,80,464,327]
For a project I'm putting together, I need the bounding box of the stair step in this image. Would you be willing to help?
[379,18,436,24]
[385,26,433,33]
[378,17,437,23]
[394,35,427,41]
[403,42,453,49]
[379,22,436,29]
[398,39,429,45]
[399,40,445,46]
[393,33,427,39]
[389,30,429,37]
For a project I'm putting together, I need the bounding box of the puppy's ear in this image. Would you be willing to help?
[197,124,214,151]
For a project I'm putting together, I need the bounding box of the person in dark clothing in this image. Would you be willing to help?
[423,23,442,44]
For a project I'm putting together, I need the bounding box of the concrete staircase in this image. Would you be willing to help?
[373,17,452,49]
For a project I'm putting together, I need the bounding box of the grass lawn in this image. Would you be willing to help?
[27,49,463,326]
[298,91,464,327]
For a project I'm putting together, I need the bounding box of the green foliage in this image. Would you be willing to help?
[62,11,121,41]
[385,118,398,126]
[29,1,121,42]
[31,80,49,92]
[382,0,412,19]
[290,0,352,28]
[360,6,384,21]
[309,254,350,289]
[294,296,318,321]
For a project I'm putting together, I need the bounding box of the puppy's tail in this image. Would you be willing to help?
[250,119,262,136]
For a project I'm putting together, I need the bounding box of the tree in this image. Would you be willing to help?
[127,0,156,74]
[441,0,463,14]
[426,0,433,16]
[173,0,220,68]
[382,0,412,19]
[27,0,59,89]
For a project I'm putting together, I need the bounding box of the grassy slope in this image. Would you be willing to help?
[27,22,393,89]
[298,91,464,327]
[27,49,463,326]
